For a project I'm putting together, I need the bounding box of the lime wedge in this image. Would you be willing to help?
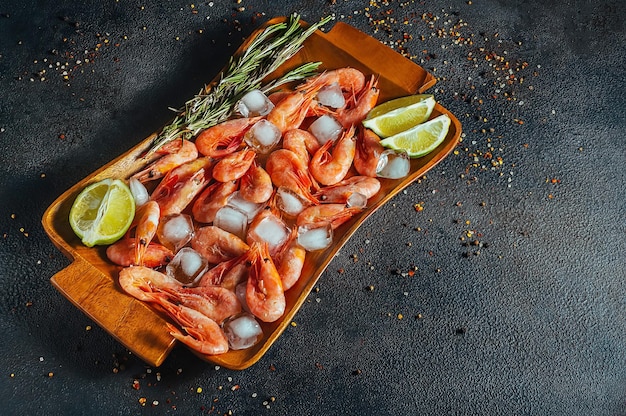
[362,95,436,137]
[365,94,434,120]
[379,114,451,158]
[69,178,136,247]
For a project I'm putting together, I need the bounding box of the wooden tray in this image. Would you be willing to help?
[42,17,462,370]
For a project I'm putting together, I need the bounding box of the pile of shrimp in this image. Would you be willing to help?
[108,67,395,356]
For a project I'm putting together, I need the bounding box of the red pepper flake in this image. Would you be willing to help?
[58,133,66,140]
[132,379,140,390]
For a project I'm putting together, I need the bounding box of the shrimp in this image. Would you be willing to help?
[309,125,356,186]
[132,139,198,183]
[191,225,250,264]
[314,176,381,204]
[296,203,362,230]
[158,285,241,325]
[212,148,256,183]
[336,75,379,128]
[266,80,323,133]
[150,157,213,217]
[239,161,273,204]
[195,117,260,158]
[191,180,238,224]
[265,149,318,204]
[275,227,306,291]
[130,200,160,266]
[302,68,366,98]
[282,128,320,164]
[117,265,182,302]
[267,90,290,105]
[107,239,173,268]
[198,254,249,290]
[246,241,286,322]
[158,301,229,355]
[354,126,385,177]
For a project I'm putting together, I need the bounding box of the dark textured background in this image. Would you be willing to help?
[1,0,624,414]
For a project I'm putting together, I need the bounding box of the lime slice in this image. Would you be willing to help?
[69,178,136,247]
[379,114,451,158]
[365,94,434,120]
[362,95,436,137]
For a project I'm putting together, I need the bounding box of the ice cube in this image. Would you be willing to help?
[129,177,150,207]
[166,247,209,286]
[247,214,290,254]
[222,313,264,350]
[156,213,195,252]
[297,223,333,251]
[275,187,310,217]
[227,191,264,223]
[244,119,281,154]
[235,89,274,117]
[316,82,346,109]
[309,114,343,145]
[214,206,248,239]
[346,192,368,209]
[235,282,250,313]
[376,149,411,179]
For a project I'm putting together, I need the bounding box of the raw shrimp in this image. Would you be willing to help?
[195,117,260,158]
[212,148,256,182]
[265,148,318,204]
[314,176,381,204]
[151,157,213,217]
[159,285,241,325]
[302,68,366,98]
[132,139,198,183]
[158,301,229,355]
[198,254,249,290]
[191,225,250,264]
[192,180,238,224]
[282,128,320,164]
[131,200,160,266]
[296,203,362,230]
[336,75,379,128]
[239,161,273,204]
[246,241,286,322]
[275,227,306,291]
[354,126,385,177]
[309,126,356,186]
[107,239,173,268]
[266,79,324,133]
[117,265,182,302]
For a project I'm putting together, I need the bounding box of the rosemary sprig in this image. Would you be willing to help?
[149,14,332,155]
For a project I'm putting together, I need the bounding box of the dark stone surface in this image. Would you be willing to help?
[1,1,624,414]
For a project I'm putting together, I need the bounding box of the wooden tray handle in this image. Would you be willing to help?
[51,257,176,367]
